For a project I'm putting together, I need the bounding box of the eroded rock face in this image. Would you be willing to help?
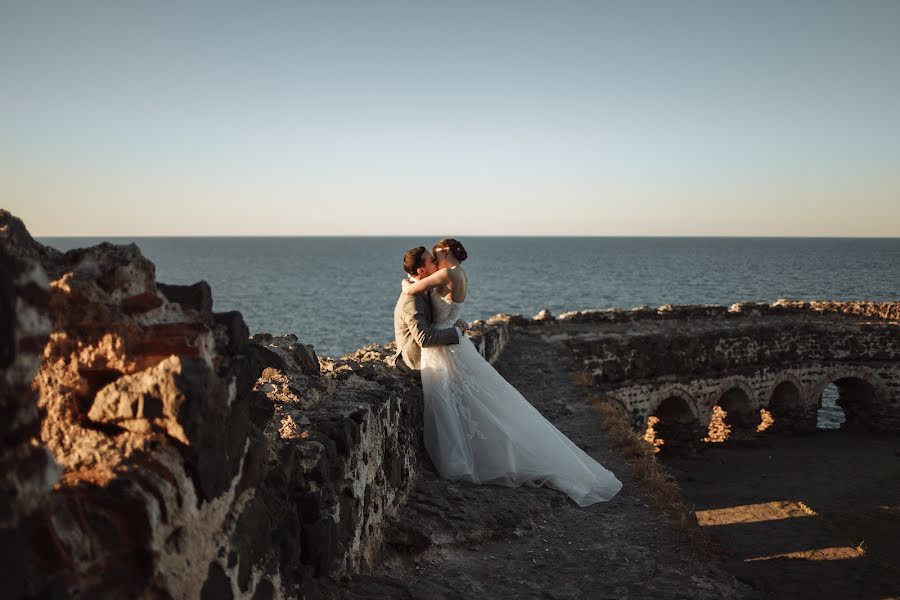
[0,210,440,598]
[251,339,427,582]
[0,209,64,274]
[0,241,58,533]
[0,210,271,598]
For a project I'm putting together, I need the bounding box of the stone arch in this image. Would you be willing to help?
[809,366,885,406]
[810,367,883,429]
[716,380,759,426]
[645,388,703,454]
[647,385,699,421]
[764,374,805,409]
[765,375,807,432]
[706,379,760,440]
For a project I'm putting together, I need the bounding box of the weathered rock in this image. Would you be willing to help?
[158,280,214,314]
[533,308,553,321]
[0,212,273,598]
[0,209,64,273]
[0,244,58,541]
[251,333,328,407]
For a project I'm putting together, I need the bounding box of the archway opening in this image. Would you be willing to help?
[705,387,760,442]
[817,377,874,429]
[644,395,698,454]
[817,383,845,429]
[767,380,804,432]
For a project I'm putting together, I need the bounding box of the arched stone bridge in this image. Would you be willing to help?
[514,301,900,451]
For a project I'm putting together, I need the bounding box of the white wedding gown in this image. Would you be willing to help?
[420,293,622,507]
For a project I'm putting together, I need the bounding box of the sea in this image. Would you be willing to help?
[39,237,900,359]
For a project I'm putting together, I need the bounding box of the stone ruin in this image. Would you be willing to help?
[537,302,900,452]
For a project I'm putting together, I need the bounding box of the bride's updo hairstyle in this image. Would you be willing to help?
[433,238,468,263]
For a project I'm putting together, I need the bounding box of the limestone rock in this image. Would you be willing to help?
[0,209,64,272]
[0,212,272,597]
[533,308,553,321]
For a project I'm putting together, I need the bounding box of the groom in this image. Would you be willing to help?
[391,246,462,374]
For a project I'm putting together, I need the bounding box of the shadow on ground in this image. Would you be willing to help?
[663,430,900,599]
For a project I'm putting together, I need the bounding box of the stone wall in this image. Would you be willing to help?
[466,313,516,364]
[0,209,513,599]
[252,338,425,588]
[538,301,900,444]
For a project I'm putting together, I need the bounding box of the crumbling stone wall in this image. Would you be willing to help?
[539,301,900,445]
[0,210,281,598]
[0,209,512,599]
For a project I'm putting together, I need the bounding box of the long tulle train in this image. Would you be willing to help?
[421,336,622,507]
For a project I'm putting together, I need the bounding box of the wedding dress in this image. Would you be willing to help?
[420,293,622,507]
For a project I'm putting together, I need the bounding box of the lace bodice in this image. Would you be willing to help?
[431,292,462,328]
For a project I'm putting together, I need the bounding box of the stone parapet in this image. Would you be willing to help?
[536,299,900,447]
[466,313,517,364]
[556,300,900,324]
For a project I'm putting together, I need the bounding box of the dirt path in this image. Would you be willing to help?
[663,430,900,599]
[334,331,752,599]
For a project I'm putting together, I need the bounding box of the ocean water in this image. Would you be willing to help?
[817,384,846,430]
[39,237,900,358]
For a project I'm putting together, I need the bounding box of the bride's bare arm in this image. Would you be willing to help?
[402,268,451,295]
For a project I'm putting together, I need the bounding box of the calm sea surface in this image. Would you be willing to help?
[39,237,900,358]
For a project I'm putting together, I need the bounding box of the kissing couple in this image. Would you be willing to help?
[391,238,621,507]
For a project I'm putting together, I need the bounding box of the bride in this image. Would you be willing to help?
[401,238,622,507]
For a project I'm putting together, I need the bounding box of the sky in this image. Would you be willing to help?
[1,1,898,236]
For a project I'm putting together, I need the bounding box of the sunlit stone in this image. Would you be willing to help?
[745,546,864,562]
[696,500,817,526]
[757,408,774,432]
[642,415,663,453]
[703,405,731,443]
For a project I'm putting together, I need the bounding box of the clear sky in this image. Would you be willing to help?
[2,1,898,236]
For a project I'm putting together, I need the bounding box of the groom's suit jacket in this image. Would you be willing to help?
[392,288,459,371]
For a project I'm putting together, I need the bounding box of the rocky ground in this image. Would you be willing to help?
[330,330,754,599]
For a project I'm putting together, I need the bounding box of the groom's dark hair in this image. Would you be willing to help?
[403,246,428,276]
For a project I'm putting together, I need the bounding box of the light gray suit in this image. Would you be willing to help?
[392,289,459,372]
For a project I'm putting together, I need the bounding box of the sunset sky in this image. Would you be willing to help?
[2,1,898,236]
